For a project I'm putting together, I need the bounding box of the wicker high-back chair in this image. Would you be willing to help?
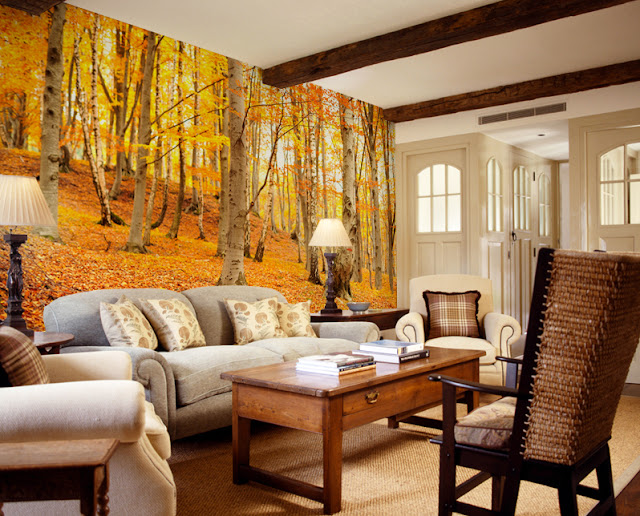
[430,248,640,516]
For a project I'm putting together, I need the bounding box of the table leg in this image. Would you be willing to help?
[232,411,251,485]
[322,398,343,515]
[97,463,110,516]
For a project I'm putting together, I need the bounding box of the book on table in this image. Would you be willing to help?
[295,362,377,376]
[296,353,374,368]
[358,339,424,355]
[352,348,430,364]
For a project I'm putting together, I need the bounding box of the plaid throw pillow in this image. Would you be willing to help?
[423,290,481,339]
[0,326,49,387]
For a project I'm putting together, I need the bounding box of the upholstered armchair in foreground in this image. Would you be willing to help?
[0,339,176,516]
[396,274,521,385]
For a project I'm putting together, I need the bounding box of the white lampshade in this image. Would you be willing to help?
[308,218,351,248]
[0,174,56,227]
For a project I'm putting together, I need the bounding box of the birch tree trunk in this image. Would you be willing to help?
[38,3,65,240]
[363,103,383,289]
[124,31,155,253]
[334,97,357,300]
[218,58,248,285]
[216,81,230,257]
[167,42,185,239]
[307,111,321,285]
[383,121,396,292]
[75,20,112,227]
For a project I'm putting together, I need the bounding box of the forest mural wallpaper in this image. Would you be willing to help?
[0,4,396,331]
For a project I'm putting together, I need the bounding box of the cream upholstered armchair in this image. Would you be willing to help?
[396,274,521,385]
[0,346,176,516]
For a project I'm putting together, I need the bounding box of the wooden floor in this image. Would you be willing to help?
[616,383,640,515]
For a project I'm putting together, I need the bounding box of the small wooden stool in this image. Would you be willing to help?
[0,438,118,516]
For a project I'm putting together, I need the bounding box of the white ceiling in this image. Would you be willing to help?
[67,0,640,161]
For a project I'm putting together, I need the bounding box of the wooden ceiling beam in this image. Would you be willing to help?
[382,60,640,123]
[0,0,63,15]
[262,0,634,88]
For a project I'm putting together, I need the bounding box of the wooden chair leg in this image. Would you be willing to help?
[438,383,458,516]
[557,476,579,516]
[498,473,521,516]
[595,447,616,516]
[491,475,506,511]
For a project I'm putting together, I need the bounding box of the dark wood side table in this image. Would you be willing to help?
[310,308,409,331]
[0,438,118,516]
[33,332,74,355]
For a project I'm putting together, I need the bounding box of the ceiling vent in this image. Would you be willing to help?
[478,102,567,125]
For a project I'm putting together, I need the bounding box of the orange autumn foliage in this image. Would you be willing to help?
[0,149,397,331]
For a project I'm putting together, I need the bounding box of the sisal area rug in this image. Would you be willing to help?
[169,395,640,515]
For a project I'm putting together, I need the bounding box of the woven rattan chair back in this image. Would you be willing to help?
[518,249,640,466]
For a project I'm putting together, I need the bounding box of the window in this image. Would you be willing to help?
[417,164,461,233]
[599,143,640,225]
[538,174,551,237]
[487,158,502,232]
[513,166,530,231]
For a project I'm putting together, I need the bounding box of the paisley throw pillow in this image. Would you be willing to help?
[100,295,158,349]
[224,296,286,345]
[277,301,317,338]
[140,298,206,352]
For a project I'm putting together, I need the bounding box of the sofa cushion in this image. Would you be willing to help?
[277,301,316,338]
[423,290,481,339]
[100,295,158,349]
[454,397,516,450]
[140,298,206,352]
[246,337,360,362]
[0,327,49,386]
[426,337,497,365]
[224,297,286,345]
[162,345,283,406]
[181,286,287,347]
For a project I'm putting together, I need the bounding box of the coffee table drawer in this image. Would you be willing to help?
[343,375,437,419]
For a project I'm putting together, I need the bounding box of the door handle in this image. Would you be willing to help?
[511,231,517,242]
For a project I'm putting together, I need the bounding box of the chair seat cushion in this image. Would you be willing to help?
[426,337,497,365]
[454,397,516,450]
[163,345,283,406]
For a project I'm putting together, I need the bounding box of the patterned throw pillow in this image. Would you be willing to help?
[277,301,317,338]
[224,297,287,345]
[140,298,206,352]
[100,295,158,349]
[423,290,481,339]
[0,326,49,387]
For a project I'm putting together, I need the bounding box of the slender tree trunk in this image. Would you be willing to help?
[218,58,248,285]
[216,83,230,257]
[167,42,186,239]
[75,20,112,227]
[307,110,321,285]
[383,121,396,292]
[124,31,156,253]
[38,3,66,241]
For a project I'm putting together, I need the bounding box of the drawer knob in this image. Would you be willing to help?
[365,391,379,404]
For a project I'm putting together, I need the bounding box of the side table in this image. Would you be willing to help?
[33,331,74,355]
[0,438,118,516]
[310,307,409,331]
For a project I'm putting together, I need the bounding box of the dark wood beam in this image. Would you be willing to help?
[262,0,634,88]
[383,60,640,123]
[0,0,63,15]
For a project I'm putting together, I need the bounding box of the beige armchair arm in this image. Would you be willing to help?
[43,350,132,383]
[395,312,426,343]
[483,312,522,357]
[0,380,145,444]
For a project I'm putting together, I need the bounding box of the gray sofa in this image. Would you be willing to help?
[43,285,379,440]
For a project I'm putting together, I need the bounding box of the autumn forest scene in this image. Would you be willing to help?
[0,4,396,331]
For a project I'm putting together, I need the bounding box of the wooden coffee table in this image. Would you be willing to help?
[221,347,483,514]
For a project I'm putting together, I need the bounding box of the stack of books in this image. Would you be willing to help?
[353,340,429,363]
[295,353,376,376]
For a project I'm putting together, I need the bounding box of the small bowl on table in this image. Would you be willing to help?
[347,302,370,313]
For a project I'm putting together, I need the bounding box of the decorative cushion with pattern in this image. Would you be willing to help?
[224,296,287,345]
[277,301,317,338]
[100,295,158,349]
[423,290,481,339]
[454,397,516,450]
[0,326,49,387]
[139,298,206,352]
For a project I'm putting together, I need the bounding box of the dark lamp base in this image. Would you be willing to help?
[320,307,343,315]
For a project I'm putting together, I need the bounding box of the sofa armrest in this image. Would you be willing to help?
[43,350,132,382]
[62,346,177,437]
[395,312,425,343]
[0,380,145,443]
[483,312,522,357]
[311,321,379,343]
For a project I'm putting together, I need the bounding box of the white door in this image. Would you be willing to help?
[406,147,467,280]
[587,128,640,383]
[485,157,509,314]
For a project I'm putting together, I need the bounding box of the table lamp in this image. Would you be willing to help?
[0,175,56,336]
[308,218,352,314]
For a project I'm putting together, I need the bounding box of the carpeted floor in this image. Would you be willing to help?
[169,395,640,515]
